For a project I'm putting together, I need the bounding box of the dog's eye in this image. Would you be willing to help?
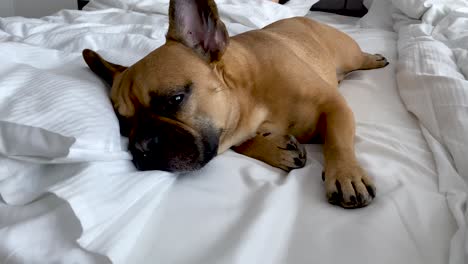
[150,86,190,115]
[169,94,184,106]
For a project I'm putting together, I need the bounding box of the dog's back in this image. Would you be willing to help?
[230,17,364,88]
[216,17,365,142]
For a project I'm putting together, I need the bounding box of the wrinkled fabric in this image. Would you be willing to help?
[394,4,468,264]
[0,3,462,264]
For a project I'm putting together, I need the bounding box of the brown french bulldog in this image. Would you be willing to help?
[82,0,388,208]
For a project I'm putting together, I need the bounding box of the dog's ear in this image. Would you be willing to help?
[166,0,229,62]
[82,49,128,86]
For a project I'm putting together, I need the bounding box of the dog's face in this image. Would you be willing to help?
[83,0,230,172]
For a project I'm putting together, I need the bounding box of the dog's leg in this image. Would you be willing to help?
[233,134,307,172]
[359,53,389,70]
[320,95,376,208]
[337,53,389,82]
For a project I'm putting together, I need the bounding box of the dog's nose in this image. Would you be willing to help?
[134,137,159,153]
[131,137,163,171]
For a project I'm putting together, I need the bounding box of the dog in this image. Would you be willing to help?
[82,0,388,208]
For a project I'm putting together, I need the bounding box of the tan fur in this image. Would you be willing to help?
[82,1,388,208]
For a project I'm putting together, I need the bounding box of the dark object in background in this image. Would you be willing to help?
[78,0,89,10]
[311,0,367,17]
[77,0,367,17]
[281,0,367,17]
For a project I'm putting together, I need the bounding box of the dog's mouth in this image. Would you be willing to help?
[127,118,219,172]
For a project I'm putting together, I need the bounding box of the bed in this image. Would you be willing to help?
[0,0,467,263]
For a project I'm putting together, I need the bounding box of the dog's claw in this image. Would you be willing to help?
[328,191,341,205]
[366,183,376,198]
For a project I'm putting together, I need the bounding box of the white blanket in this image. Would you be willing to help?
[394,3,468,263]
[0,1,461,264]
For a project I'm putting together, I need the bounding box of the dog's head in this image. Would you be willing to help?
[82,0,231,172]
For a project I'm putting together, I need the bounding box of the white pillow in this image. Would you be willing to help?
[359,0,396,32]
[0,43,123,161]
[391,0,433,19]
[363,0,373,8]
[86,0,169,14]
[86,0,319,20]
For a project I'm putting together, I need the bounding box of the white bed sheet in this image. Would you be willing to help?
[0,4,460,264]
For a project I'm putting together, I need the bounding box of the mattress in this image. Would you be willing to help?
[0,1,466,263]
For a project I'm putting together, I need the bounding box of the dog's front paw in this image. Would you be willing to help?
[323,164,376,208]
[275,135,307,172]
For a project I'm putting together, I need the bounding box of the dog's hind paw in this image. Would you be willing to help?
[373,53,389,67]
[361,52,389,70]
